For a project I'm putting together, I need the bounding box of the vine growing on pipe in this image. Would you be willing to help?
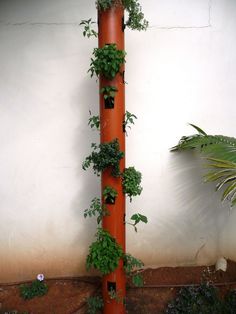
[96,0,149,31]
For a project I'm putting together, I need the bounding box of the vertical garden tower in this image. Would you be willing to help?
[82,1,148,313]
[98,4,126,314]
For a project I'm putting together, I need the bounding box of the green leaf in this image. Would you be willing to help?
[221,182,236,201]
[132,274,143,287]
[188,123,207,135]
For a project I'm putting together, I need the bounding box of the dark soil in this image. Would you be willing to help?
[1,260,236,314]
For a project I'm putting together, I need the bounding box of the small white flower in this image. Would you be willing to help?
[37,274,44,281]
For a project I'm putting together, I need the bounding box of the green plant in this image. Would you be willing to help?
[86,228,123,275]
[100,86,118,108]
[123,111,137,135]
[96,0,148,31]
[103,186,118,204]
[224,290,236,314]
[165,283,224,314]
[19,279,48,300]
[96,0,114,11]
[127,213,147,232]
[87,295,104,314]
[122,166,142,201]
[80,18,98,38]
[122,0,149,31]
[123,253,144,286]
[82,139,124,177]
[171,124,236,207]
[88,44,126,80]
[100,86,117,98]
[88,111,100,131]
[108,288,124,303]
[84,197,109,224]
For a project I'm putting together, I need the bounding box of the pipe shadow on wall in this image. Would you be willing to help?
[69,74,101,274]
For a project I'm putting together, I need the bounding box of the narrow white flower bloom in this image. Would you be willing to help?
[37,274,44,281]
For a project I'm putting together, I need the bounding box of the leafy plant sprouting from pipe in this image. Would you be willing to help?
[79,19,98,38]
[122,166,143,201]
[81,0,148,309]
[123,111,137,134]
[84,197,109,224]
[96,0,149,31]
[103,186,118,204]
[123,253,144,286]
[82,139,124,177]
[171,124,236,207]
[88,111,100,131]
[88,44,126,80]
[101,86,118,108]
[86,228,123,275]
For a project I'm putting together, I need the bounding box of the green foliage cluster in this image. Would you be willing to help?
[123,253,144,286]
[84,197,109,224]
[87,295,104,314]
[103,186,118,204]
[86,228,123,275]
[129,213,147,232]
[88,111,100,131]
[96,0,114,11]
[108,288,124,303]
[19,280,48,300]
[123,0,149,31]
[100,86,117,98]
[82,139,124,177]
[96,0,148,31]
[88,44,126,80]
[166,284,236,314]
[123,111,137,135]
[166,283,222,314]
[80,19,98,38]
[100,86,118,108]
[122,166,142,201]
[224,290,236,313]
[172,124,236,207]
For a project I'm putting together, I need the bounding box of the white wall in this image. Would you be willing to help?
[0,0,236,283]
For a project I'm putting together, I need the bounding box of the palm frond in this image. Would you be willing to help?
[171,125,236,207]
[171,125,236,162]
[205,158,236,207]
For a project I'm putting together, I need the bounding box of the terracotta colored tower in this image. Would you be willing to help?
[98,4,126,314]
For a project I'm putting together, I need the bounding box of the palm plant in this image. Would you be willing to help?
[171,124,236,207]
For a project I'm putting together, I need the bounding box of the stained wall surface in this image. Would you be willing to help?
[0,0,236,283]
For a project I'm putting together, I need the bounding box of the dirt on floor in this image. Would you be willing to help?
[1,260,236,314]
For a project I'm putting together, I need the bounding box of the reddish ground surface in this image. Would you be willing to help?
[1,260,236,314]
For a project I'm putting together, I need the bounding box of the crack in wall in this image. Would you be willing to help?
[149,0,212,30]
[0,0,213,30]
[0,21,81,26]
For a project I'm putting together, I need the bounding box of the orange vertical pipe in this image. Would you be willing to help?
[98,4,126,314]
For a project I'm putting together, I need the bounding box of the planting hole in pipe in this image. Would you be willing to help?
[105,196,116,204]
[103,186,117,204]
[107,281,116,292]
[101,86,117,109]
[105,97,115,109]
